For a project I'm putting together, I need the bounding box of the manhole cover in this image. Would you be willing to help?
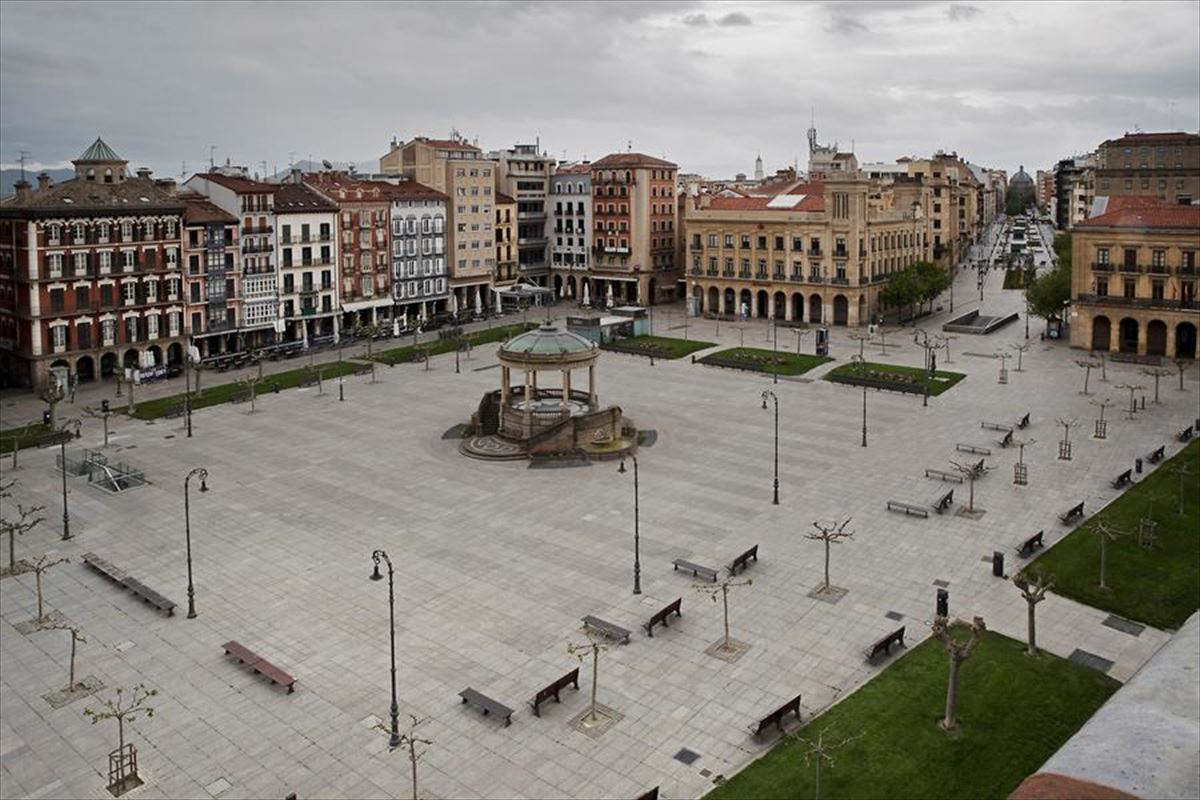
[674,748,700,766]
[885,610,904,621]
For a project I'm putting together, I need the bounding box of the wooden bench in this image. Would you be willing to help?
[955,443,992,455]
[998,430,1014,448]
[1058,502,1085,525]
[82,552,127,583]
[1147,445,1166,464]
[229,390,251,404]
[1111,469,1133,489]
[528,668,579,717]
[929,489,954,514]
[119,577,176,616]
[162,404,187,419]
[581,615,631,644]
[1016,412,1031,429]
[925,468,963,484]
[297,375,319,388]
[727,544,759,576]
[748,694,802,738]
[886,500,929,518]
[222,640,296,693]
[673,559,718,583]
[643,598,682,637]
[1179,425,1195,443]
[354,364,373,376]
[1015,530,1044,559]
[980,421,1013,432]
[459,687,514,726]
[863,626,906,662]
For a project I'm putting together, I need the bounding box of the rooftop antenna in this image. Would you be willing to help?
[18,150,31,182]
[209,145,216,170]
[289,152,296,169]
[180,160,187,179]
[627,140,632,152]
[260,160,268,181]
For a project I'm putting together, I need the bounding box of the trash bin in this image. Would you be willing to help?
[1135,457,1143,474]
[992,551,1005,578]
[42,410,51,425]
[936,588,949,618]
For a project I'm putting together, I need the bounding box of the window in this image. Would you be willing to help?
[51,325,67,350]
[50,288,65,312]
[98,222,110,243]
[143,221,155,239]
[145,281,157,303]
[75,286,89,309]
[74,252,89,276]
[1123,279,1135,298]
[1151,280,1164,300]
[1096,277,1108,296]
[47,253,63,278]
[1096,247,1109,265]
[123,251,136,271]
[146,314,159,339]
[72,223,86,242]
[47,225,62,245]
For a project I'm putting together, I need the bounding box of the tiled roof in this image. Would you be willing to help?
[745,180,822,198]
[304,173,400,204]
[180,192,236,225]
[383,180,448,202]
[554,163,592,176]
[272,183,338,213]
[76,137,123,163]
[706,193,825,212]
[196,172,274,194]
[495,192,516,204]
[591,152,677,169]
[0,175,184,214]
[418,137,481,152]
[1077,198,1200,230]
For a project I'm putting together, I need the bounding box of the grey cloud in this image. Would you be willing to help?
[947,4,980,21]
[717,12,752,26]
[683,13,709,26]
[826,16,869,35]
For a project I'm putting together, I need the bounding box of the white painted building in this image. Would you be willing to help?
[388,181,450,323]
[548,162,591,302]
[273,182,340,343]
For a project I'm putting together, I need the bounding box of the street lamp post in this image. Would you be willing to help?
[183,467,209,619]
[370,550,402,749]
[771,317,778,385]
[338,338,345,402]
[185,350,194,438]
[58,419,82,540]
[617,456,642,595]
[760,391,780,504]
[851,355,868,447]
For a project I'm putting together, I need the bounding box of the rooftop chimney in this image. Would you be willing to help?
[136,167,152,179]
[36,172,52,190]
[14,179,31,203]
[155,178,177,196]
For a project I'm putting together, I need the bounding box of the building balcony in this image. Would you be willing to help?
[1077,293,1195,311]
[517,211,547,221]
[241,225,273,236]
[1146,264,1170,275]
[831,276,850,286]
[518,236,548,246]
[1118,263,1141,274]
[1181,265,1197,276]
[808,249,823,258]
[242,242,273,254]
[1092,262,1112,272]
[809,276,826,284]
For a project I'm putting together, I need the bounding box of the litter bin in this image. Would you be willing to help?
[936,588,949,618]
[1135,457,1143,474]
[42,410,51,426]
[992,551,1005,578]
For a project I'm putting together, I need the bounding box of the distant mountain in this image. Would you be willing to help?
[2,168,75,197]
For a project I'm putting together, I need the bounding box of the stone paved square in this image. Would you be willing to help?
[1,270,1195,799]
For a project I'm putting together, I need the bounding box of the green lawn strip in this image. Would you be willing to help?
[130,361,362,420]
[1023,439,1199,630]
[604,335,715,359]
[1003,269,1027,290]
[0,422,53,454]
[707,630,1118,800]
[699,347,834,376]
[825,361,966,396]
[372,323,534,366]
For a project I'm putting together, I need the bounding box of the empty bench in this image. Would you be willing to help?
[727,545,759,576]
[748,694,803,738]
[1179,425,1195,443]
[1015,530,1044,559]
[930,489,954,514]
[459,687,514,727]
[1111,469,1133,489]
[998,430,1014,448]
[925,468,963,484]
[222,640,296,693]
[162,404,187,419]
[887,500,929,518]
[955,443,992,455]
[863,626,906,662]
[1058,501,1085,525]
[119,577,176,617]
[82,552,127,583]
[643,598,682,638]
[1147,445,1166,464]
[529,668,579,717]
[673,559,718,583]
[1016,412,1031,429]
[582,615,631,645]
[980,421,1013,433]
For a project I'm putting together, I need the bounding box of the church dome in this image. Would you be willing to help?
[1010,165,1034,186]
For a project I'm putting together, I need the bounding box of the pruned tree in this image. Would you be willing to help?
[82,404,119,448]
[375,714,432,800]
[931,615,987,731]
[252,349,265,382]
[1009,342,1031,372]
[29,554,69,622]
[233,375,258,413]
[1115,383,1144,419]
[1171,461,1192,518]
[1075,359,1100,394]
[791,728,865,800]
[695,577,753,650]
[940,333,959,364]
[1140,366,1172,404]
[116,371,136,414]
[84,684,158,790]
[42,623,86,691]
[1089,397,1113,439]
[39,380,65,429]
[4,422,38,470]
[1012,570,1055,656]
[1,480,45,574]
[1089,521,1131,590]
[949,459,993,513]
[567,635,610,723]
[807,518,854,595]
[1055,416,1079,459]
[1174,358,1191,391]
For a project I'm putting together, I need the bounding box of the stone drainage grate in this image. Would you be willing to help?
[674,748,701,766]
[885,610,904,621]
[1102,615,1145,637]
[932,579,950,588]
[1068,648,1114,674]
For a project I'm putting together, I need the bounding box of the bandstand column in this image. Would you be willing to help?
[561,369,570,414]
[588,363,597,408]
[500,365,509,406]
[523,369,532,436]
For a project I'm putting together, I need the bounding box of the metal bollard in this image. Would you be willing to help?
[1135,457,1143,474]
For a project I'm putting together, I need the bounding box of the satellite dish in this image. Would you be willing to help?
[322,159,333,170]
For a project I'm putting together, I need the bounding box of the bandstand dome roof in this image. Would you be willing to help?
[501,324,596,357]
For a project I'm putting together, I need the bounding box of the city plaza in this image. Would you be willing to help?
[1,251,1196,799]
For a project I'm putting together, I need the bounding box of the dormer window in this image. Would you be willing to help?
[86,168,95,181]
[104,168,113,184]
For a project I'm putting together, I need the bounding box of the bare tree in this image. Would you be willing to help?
[42,623,86,691]
[791,728,865,800]
[1009,342,1031,372]
[567,635,610,723]
[84,684,158,791]
[252,349,265,382]
[1055,416,1079,460]
[29,554,69,622]
[1089,397,1113,439]
[1089,522,1131,590]
[1140,366,1173,404]
[940,333,959,364]
[1114,383,1144,419]
[807,518,854,594]
[1174,358,1191,391]
[949,459,993,513]
[996,351,1012,383]
[82,405,119,448]
[39,380,66,429]
[375,714,432,800]
[233,376,258,413]
[931,615,987,731]
[3,422,38,470]
[1012,571,1055,656]
[1171,461,1192,517]
[1,480,45,574]
[1075,359,1100,394]
[695,577,753,650]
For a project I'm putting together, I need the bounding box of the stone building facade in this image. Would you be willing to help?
[387,181,450,324]
[1095,131,1200,204]
[180,193,240,358]
[548,162,591,301]
[273,183,340,344]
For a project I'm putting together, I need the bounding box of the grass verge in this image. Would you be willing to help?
[825,361,966,396]
[604,335,715,359]
[1022,439,1199,630]
[0,422,53,454]
[372,323,534,366]
[706,630,1118,800]
[699,347,833,376]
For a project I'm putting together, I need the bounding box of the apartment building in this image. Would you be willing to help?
[387,180,451,324]
[180,193,239,359]
[904,152,982,267]
[379,135,494,315]
[1053,156,1096,230]
[494,192,518,290]
[682,174,931,327]
[183,171,280,349]
[0,138,186,389]
[548,162,591,301]
[1095,131,1200,204]
[1036,169,1055,210]
[1070,196,1198,359]
[304,173,395,331]
[588,153,679,306]
[274,183,339,344]
[493,143,552,287]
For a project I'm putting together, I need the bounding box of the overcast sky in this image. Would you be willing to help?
[2,0,1198,181]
